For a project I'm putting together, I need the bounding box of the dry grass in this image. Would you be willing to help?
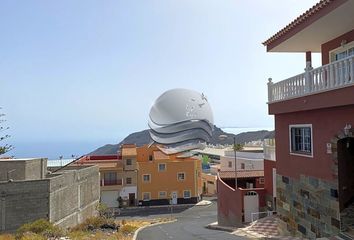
[0,217,173,240]
[0,234,15,240]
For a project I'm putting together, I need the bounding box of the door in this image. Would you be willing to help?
[171,191,178,205]
[129,193,135,206]
[101,191,119,208]
[244,191,259,222]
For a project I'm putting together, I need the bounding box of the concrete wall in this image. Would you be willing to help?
[0,180,50,233]
[0,164,99,233]
[0,158,47,181]
[49,165,100,229]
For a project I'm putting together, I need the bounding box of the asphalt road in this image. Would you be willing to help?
[133,198,246,240]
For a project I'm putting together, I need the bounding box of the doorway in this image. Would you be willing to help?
[244,191,259,222]
[338,137,354,210]
[338,137,354,233]
[129,193,135,206]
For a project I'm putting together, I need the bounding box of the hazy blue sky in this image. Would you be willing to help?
[0,0,320,158]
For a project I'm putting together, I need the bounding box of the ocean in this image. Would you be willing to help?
[6,127,273,160]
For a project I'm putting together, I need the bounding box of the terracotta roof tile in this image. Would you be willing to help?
[263,0,338,46]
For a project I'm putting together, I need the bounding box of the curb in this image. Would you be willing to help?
[132,219,177,240]
[205,223,235,232]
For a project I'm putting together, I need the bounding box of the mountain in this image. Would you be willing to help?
[89,126,274,155]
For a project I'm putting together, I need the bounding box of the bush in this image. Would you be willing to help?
[16,219,63,239]
[71,216,116,231]
[119,224,138,235]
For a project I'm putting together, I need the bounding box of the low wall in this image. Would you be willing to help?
[217,175,267,227]
[217,176,243,227]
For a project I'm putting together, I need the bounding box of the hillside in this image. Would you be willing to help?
[89,126,274,155]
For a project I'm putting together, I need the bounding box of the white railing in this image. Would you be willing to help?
[251,211,276,222]
[268,55,354,103]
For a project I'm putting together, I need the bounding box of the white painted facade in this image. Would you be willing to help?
[220,151,264,172]
[119,186,137,200]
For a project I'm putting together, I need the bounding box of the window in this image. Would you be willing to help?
[259,177,265,184]
[207,181,214,185]
[126,159,132,165]
[183,190,191,199]
[104,172,117,185]
[331,41,354,62]
[228,161,232,168]
[149,155,153,161]
[241,163,245,169]
[158,191,167,199]
[158,163,166,172]
[290,125,313,156]
[126,177,132,184]
[143,174,151,182]
[177,172,185,181]
[143,192,150,201]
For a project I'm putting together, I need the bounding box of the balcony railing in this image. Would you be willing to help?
[100,179,122,186]
[268,55,354,103]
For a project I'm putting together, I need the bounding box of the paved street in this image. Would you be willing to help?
[117,197,246,240]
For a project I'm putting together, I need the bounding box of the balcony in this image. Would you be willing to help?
[268,56,354,103]
[100,179,122,186]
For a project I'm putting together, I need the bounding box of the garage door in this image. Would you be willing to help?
[101,191,119,208]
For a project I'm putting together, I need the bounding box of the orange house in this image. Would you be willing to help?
[136,145,202,206]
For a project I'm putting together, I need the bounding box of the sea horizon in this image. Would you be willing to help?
[6,127,273,160]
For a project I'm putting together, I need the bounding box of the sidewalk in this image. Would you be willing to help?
[116,200,212,210]
[207,216,349,240]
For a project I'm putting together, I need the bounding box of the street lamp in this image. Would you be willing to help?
[219,135,238,190]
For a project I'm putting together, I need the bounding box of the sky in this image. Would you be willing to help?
[0,0,321,158]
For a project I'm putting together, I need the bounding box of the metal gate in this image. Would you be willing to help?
[244,191,259,222]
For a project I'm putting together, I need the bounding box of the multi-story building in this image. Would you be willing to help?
[136,144,202,206]
[220,150,264,172]
[0,158,99,233]
[263,0,354,238]
[76,147,138,208]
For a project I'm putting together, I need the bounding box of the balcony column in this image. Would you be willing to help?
[304,51,313,93]
[267,78,273,102]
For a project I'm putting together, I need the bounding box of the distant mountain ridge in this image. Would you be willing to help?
[90,126,274,155]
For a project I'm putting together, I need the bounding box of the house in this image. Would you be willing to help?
[136,144,202,206]
[263,0,354,238]
[0,158,100,233]
[217,148,272,225]
[75,149,138,208]
[201,172,217,196]
[220,150,264,172]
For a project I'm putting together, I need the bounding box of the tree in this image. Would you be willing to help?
[233,143,244,151]
[0,108,12,155]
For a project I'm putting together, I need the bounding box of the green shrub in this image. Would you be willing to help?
[71,216,115,231]
[16,219,63,239]
[119,224,138,235]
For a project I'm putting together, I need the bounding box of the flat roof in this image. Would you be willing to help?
[0,158,46,161]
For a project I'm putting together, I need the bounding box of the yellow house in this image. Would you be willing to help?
[136,145,202,206]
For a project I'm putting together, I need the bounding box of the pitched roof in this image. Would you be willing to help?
[263,0,347,48]
[219,170,264,179]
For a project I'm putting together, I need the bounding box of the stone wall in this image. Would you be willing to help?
[276,174,340,238]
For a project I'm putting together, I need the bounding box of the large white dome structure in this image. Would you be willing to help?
[148,88,214,150]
